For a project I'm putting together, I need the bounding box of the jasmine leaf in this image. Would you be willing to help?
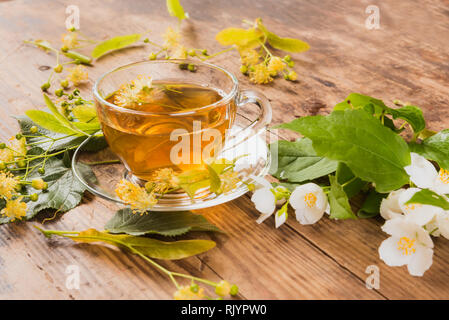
[334,93,425,134]
[92,34,142,59]
[328,175,357,219]
[266,32,310,53]
[409,129,449,170]
[166,0,187,20]
[215,28,263,47]
[269,138,338,182]
[25,110,79,135]
[105,208,222,236]
[277,109,411,193]
[41,228,216,260]
[336,162,366,198]
[405,189,449,210]
[357,190,386,218]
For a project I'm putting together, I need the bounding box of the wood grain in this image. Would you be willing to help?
[0,0,448,299]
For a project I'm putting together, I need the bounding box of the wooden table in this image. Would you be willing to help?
[1,0,449,300]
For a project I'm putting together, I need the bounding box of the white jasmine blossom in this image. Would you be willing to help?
[404,152,449,194]
[289,183,329,225]
[380,189,405,220]
[379,217,434,276]
[398,188,443,226]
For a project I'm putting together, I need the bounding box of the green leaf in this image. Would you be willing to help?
[62,50,92,65]
[278,109,411,193]
[334,93,425,134]
[328,175,357,219]
[336,162,366,198]
[43,228,216,260]
[357,190,386,218]
[409,129,449,170]
[269,138,338,182]
[405,189,449,210]
[166,0,187,20]
[72,105,98,124]
[105,208,222,236]
[25,110,79,135]
[266,32,310,53]
[91,34,142,59]
[206,164,221,193]
[44,94,86,135]
[215,28,263,47]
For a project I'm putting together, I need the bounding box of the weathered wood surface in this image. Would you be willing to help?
[0,0,449,299]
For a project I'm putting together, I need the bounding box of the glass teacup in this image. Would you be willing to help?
[93,60,271,182]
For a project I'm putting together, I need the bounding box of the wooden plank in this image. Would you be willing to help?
[0,0,448,299]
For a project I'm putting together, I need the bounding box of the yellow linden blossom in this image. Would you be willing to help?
[267,56,285,75]
[240,49,259,66]
[163,27,180,49]
[0,137,27,163]
[249,63,273,84]
[147,168,180,194]
[173,286,205,300]
[115,180,157,214]
[0,172,20,200]
[219,170,240,193]
[61,32,78,49]
[1,197,27,221]
[66,65,88,86]
[114,84,141,108]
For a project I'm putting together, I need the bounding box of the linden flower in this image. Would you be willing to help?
[163,27,180,49]
[240,49,259,66]
[0,172,20,200]
[61,32,78,49]
[66,65,88,86]
[404,152,449,194]
[170,45,188,59]
[219,170,240,194]
[148,168,179,194]
[289,183,329,225]
[132,75,153,93]
[0,137,27,163]
[173,285,205,300]
[379,217,434,276]
[249,63,273,84]
[267,56,285,75]
[114,84,142,108]
[1,197,27,222]
[115,180,157,214]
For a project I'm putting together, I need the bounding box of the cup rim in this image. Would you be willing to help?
[93,59,239,116]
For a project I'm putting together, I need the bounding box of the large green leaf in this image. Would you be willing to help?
[278,109,411,193]
[409,129,449,170]
[105,208,222,236]
[269,138,338,182]
[334,93,425,134]
[328,175,357,220]
[405,189,449,210]
[336,162,366,198]
[72,104,99,124]
[166,0,187,20]
[92,34,142,59]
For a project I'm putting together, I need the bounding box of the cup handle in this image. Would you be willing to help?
[237,89,272,134]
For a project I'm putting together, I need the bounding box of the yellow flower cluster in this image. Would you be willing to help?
[1,197,27,222]
[240,49,260,66]
[114,75,154,108]
[66,65,88,86]
[219,170,240,194]
[146,168,180,194]
[0,137,27,163]
[173,285,205,300]
[0,172,20,200]
[249,63,273,84]
[163,26,181,50]
[61,32,78,49]
[115,179,157,214]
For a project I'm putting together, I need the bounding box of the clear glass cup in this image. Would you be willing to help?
[93,59,272,182]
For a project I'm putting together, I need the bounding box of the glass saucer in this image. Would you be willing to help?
[72,123,272,211]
